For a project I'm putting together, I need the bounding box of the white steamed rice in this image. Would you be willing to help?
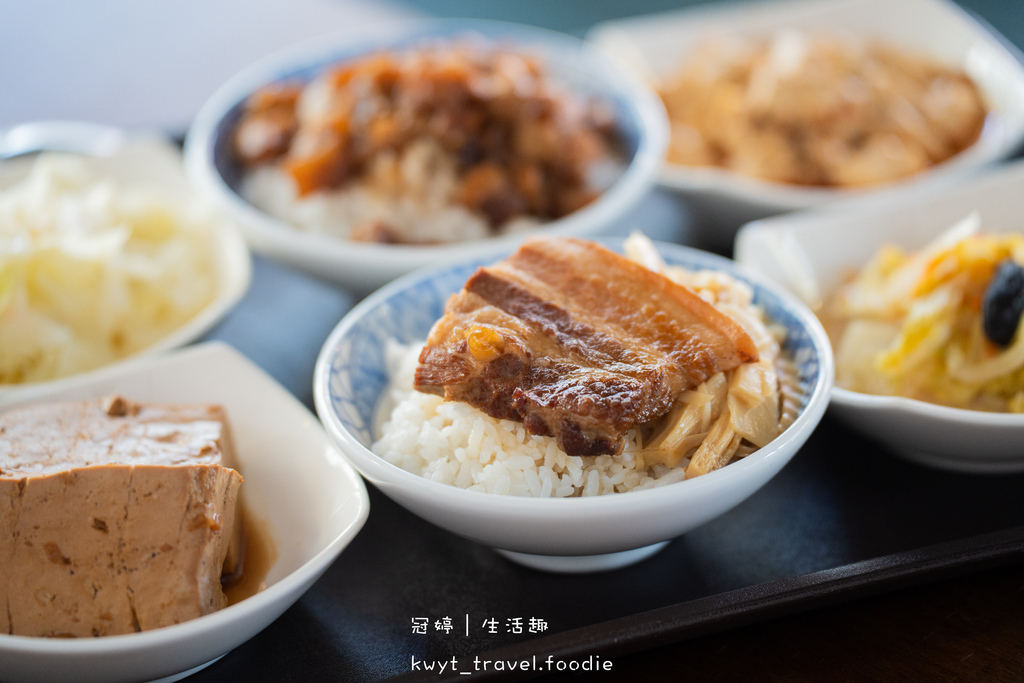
[242,138,540,244]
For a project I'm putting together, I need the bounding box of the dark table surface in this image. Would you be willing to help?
[189,1,1024,680]
[193,238,1024,682]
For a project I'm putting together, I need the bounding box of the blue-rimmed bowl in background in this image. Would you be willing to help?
[185,19,668,293]
[313,236,834,573]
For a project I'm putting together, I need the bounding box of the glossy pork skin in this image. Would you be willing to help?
[415,237,758,456]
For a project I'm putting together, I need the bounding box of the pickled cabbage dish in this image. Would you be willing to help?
[0,154,218,384]
[823,213,1024,412]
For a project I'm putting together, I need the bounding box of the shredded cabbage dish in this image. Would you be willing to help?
[824,213,1024,412]
[0,154,217,384]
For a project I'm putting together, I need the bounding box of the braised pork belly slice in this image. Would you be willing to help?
[415,237,758,456]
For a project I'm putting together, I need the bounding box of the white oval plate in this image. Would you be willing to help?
[735,158,1024,473]
[0,342,370,682]
[588,0,1024,238]
[0,135,252,406]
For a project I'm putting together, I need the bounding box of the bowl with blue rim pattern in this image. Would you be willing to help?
[313,236,833,573]
[184,18,668,293]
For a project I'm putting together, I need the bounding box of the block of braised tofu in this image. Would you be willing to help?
[0,395,242,637]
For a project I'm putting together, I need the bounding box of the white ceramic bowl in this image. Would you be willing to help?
[0,342,370,683]
[184,19,668,293]
[0,135,252,407]
[736,158,1024,473]
[588,0,1024,241]
[313,237,833,573]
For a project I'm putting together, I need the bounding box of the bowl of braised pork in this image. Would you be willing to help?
[185,19,668,293]
[313,234,833,573]
[587,0,1024,242]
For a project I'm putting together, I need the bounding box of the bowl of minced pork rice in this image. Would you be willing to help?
[185,19,668,293]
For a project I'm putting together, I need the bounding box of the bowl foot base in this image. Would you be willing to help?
[149,655,224,683]
[495,542,669,573]
[892,446,1024,474]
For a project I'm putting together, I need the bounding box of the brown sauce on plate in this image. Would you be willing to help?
[223,503,277,605]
